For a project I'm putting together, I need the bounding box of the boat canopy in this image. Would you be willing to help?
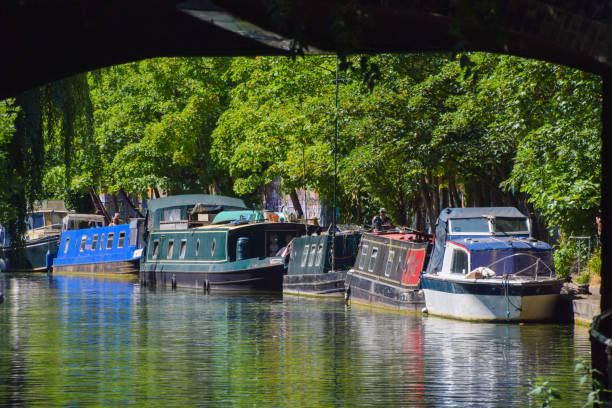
[212,210,264,224]
[426,207,530,274]
[147,194,248,229]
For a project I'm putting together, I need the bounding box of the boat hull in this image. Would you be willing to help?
[421,275,564,321]
[53,258,140,274]
[283,271,347,296]
[0,235,59,272]
[140,260,285,291]
[345,270,424,311]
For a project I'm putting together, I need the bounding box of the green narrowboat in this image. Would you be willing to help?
[282,231,361,296]
[140,194,310,291]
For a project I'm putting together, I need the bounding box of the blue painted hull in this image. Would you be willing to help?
[53,224,144,274]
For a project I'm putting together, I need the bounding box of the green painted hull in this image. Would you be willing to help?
[140,222,307,291]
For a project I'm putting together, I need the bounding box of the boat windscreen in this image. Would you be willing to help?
[449,218,490,234]
[493,217,529,234]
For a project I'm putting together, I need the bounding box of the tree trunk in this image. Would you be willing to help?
[429,171,440,221]
[111,194,119,217]
[440,176,449,210]
[355,189,362,225]
[449,173,461,208]
[119,188,143,218]
[421,175,434,233]
[413,195,425,231]
[289,189,304,219]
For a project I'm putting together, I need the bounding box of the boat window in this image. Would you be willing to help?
[451,249,469,274]
[196,239,200,257]
[117,231,126,249]
[179,240,187,259]
[300,245,309,267]
[359,245,369,269]
[64,237,70,254]
[163,208,182,221]
[368,247,378,272]
[80,235,87,252]
[307,244,317,267]
[315,243,324,267]
[268,233,279,256]
[106,233,114,250]
[385,250,395,277]
[91,234,98,251]
[450,218,490,234]
[211,238,216,256]
[395,251,404,276]
[49,213,63,228]
[493,217,529,234]
[167,240,174,259]
[152,240,159,259]
[100,234,105,250]
[26,213,44,230]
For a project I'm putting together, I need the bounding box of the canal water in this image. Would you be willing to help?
[0,274,591,407]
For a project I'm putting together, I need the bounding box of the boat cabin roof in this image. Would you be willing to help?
[32,200,68,212]
[437,207,527,222]
[64,214,105,222]
[147,194,247,214]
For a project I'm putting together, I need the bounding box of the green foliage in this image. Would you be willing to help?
[585,247,601,277]
[529,379,561,407]
[90,57,233,197]
[575,247,601,284]
[503,65,601,238]
[0,99,19,222]
[0,53,602,249]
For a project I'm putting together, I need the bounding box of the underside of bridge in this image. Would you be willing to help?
[0,0,610,311]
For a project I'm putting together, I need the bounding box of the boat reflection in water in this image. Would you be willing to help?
[418,315,588,406]
[0,274,591,407]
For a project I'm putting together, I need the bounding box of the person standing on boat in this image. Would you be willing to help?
[372,208,394,231]
[109,213,121,226]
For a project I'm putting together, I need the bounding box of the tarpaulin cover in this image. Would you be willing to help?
[425,207,528,274]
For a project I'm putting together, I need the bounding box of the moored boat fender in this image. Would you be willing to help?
[46,249,53,273]
[171,274,177,290]
[344,285,351,303]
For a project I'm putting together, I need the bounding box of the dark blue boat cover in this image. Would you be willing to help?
[425,207,528,274]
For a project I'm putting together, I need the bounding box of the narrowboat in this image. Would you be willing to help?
[420,207,563,321]
[344,229,433,311]
[0,200,71,272]
[282,231,361,296]
[139,194,311,291]
[52,213,146,274]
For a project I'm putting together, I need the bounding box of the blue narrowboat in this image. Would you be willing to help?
[421,207,564,321]
[140,194,313,291]
[53,213,146,274]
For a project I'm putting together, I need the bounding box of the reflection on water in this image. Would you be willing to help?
[0,274,591,407]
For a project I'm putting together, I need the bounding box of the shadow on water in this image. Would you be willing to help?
[0,274,591,407]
